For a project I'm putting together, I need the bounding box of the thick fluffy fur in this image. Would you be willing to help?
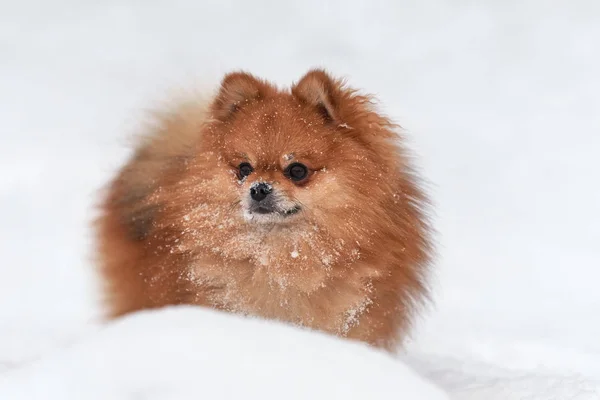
[95,69,432,351]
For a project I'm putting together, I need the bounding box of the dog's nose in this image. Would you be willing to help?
[250,183,272,202]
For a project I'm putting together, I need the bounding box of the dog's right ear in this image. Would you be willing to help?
[211,72,273,121]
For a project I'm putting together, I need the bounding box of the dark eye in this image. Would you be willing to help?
[238,162,253,179]
[285,162,309,182]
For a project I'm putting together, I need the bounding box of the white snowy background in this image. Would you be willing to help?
[1,0,599,398]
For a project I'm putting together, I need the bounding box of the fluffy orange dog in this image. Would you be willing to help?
[95,69,432,351]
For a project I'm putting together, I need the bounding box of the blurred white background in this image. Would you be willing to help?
[0,1,599,398]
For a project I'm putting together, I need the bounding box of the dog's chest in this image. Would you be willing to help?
[188,258,371,336]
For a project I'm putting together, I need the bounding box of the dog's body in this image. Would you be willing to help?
[96,70,432,351]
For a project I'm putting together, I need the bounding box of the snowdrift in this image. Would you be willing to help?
[0,307,448,400]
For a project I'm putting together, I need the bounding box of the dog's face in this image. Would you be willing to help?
[219,98,353,229]
[206,70,390,237]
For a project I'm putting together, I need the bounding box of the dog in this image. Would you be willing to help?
[95,69,432,351]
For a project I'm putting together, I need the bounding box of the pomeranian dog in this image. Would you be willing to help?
[95,69,432,351]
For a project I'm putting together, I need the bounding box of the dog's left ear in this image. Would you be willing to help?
[292,69,346,125]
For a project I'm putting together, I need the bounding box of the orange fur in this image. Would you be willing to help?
[95,69,432,351]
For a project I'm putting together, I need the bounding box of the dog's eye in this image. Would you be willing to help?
[238,162,254,179]
[285,163,309,182]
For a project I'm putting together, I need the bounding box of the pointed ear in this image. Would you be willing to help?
[292,69,345,124]
[211,72,273,121]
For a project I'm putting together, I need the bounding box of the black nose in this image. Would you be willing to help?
[250,183,272,202]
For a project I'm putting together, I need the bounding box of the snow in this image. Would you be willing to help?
[1,0,599,399]
[0,307,448,400]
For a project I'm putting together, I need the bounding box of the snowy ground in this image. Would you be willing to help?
[0,307,448,400]
[1,1,599,398]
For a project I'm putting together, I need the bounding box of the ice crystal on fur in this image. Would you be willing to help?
[341,296,374,335]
